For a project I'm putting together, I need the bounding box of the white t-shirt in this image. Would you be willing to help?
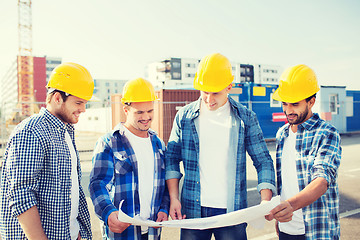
[123,127,154,234]
[198,100,232,208]
[279,128,305,235]
[65,131,80,240]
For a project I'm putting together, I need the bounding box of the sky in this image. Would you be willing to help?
[1,0,360,89]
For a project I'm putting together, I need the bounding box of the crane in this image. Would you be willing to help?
[7,0,37,125]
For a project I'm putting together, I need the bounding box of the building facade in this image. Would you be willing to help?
[147,57,282,88]
[91,79,128,108]
[0,56,61,121]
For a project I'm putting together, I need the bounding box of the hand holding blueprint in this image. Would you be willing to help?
[118,196,280,229]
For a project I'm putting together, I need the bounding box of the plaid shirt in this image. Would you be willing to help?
[275,113,341,239]
[89,123,170,240]
[0,108,92,239]
[165,96,276,218]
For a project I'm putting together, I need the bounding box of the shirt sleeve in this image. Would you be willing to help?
[244,111,276,195]
[311,128,341,185]
[165,112,183,180]
[88,136,118,225]
[6,129,44,217]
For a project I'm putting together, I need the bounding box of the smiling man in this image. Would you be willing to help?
[165,53,275,240]
[89,78,169,240]
[0,62,93,240]
[267,64,341,240]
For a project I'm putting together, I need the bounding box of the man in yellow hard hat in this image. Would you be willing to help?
[165,53,276,240]
[266,65,341,239]
[89,78,169,240]
[0,62,93,239]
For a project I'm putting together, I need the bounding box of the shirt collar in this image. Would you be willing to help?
[298,113,320,131]
[41,107,74,133]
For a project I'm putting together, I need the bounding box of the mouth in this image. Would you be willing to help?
[139,119,151,125]
[207,102,216,108]
[286,114,297,121]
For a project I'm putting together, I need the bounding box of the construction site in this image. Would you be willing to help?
[1,1,360,239]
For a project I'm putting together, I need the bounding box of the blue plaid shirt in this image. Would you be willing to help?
[0,108,92,239]
[165,96,276,218]
[89,123,170,240]
[275,113,341,239]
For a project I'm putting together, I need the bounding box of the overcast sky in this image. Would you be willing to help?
[1,0,359,89]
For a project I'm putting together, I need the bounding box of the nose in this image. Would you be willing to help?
[284,105,294,115]
[207,94,215,103]
[80,103,86,113]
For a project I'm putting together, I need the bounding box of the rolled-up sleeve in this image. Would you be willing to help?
[311,129,341,185]
[165,113,183,180]
[6,129,44,217]
[89,137,118,225]
[245,111,276,195]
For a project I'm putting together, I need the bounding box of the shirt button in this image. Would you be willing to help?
[197,182,199,184]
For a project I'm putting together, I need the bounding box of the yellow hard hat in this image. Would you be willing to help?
[121,78,158,103]
[46,62,94,101]
[194,53,234,92]
[272,64,320,103]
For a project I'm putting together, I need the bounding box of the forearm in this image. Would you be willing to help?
[17,206,48,240]
[287,177,328,211]
[260,189,273,202]
[166,178,180,200]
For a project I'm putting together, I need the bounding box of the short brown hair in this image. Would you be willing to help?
[46,90,69,104]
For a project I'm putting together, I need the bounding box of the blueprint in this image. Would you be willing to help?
[118,196,280,229]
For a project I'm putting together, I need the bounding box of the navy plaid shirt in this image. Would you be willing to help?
[89,123,170,240]
[165,96,276,218]
[275,113,341,239]
[0,108,92,239]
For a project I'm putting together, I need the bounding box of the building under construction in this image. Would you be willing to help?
[0,56,62,124]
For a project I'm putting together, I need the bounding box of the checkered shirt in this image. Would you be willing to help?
[165,96,276,218]
[0,108,92,239]
[275,113,341,239]
[89,123,170,240]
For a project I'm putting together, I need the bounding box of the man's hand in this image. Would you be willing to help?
[156,211,168,222]
[107,211,131,233]
[169,198,186,220]
[265,201,293,222]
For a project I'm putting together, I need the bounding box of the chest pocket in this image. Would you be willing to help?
[113,151,134,175]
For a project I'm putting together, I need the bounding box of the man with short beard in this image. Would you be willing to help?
[0,62,93,239]
[266,64,341,240]
[89,78,169,240]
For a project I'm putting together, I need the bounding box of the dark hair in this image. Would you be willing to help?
[305,93,317,102]
[46,90,70,104]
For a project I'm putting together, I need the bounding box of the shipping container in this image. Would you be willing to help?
[230,83,285,139]
[110,89,199,144]
[346,90,360,132]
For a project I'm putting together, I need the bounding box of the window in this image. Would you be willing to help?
[172,72,181,79]
[186,63,195,68]
[172,62,181,68]
[329,94,339,114]
[186,73,195,78]
[346,96,353,117]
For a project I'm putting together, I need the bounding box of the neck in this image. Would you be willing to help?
[124,123,149,138]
